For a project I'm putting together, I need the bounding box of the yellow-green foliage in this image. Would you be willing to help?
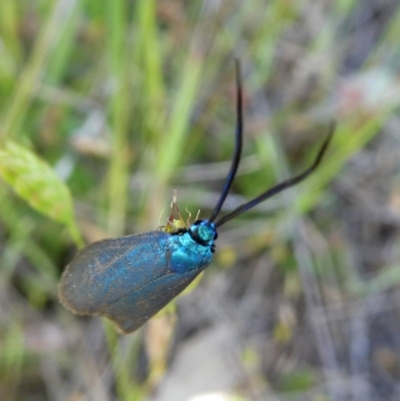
[0,140,83,246]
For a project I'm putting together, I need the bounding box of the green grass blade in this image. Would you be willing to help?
[0,140,83,246]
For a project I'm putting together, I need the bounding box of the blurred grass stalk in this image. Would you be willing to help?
[105,0,130,237]
[1,0,79,139]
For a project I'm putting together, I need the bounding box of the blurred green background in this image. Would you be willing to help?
[2,0,400,400]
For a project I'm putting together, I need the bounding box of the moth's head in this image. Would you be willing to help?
[188,220,218,247]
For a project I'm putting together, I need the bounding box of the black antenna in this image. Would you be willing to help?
[208,59,244,223]
[215,122,335,228]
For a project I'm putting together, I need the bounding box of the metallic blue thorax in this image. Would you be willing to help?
[59,221,216,333]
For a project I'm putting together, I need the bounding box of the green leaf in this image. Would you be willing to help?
[0,140,83,246]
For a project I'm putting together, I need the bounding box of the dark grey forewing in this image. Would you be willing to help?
[59,231,172,315]
[104,269,200,333]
